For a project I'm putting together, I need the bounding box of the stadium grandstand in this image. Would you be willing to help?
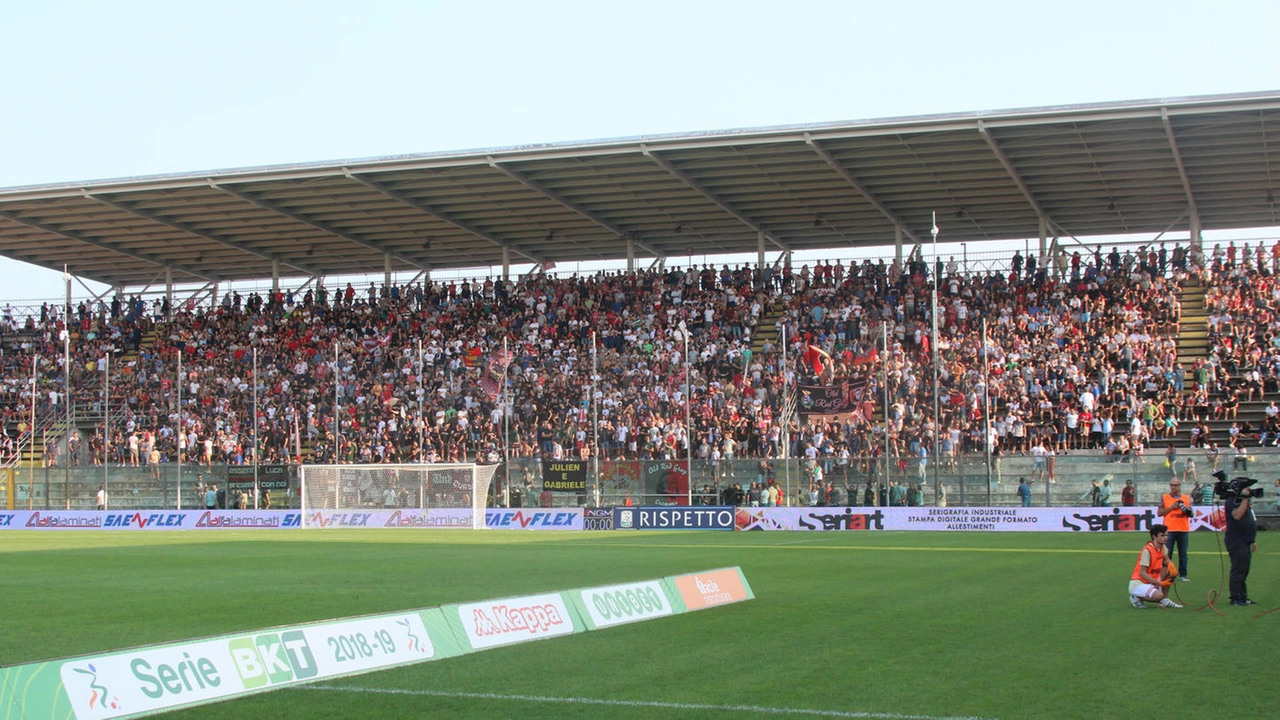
[3,90,1280,516]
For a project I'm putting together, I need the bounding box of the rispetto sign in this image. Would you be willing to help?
[0,568,753,719]
[613,506,735,530]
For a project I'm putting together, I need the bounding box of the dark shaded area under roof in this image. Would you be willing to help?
[2,90,1278,289]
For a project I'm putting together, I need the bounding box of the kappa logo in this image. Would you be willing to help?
[228,631,317,689]
[71,663,121,711]
[471,603,565,637]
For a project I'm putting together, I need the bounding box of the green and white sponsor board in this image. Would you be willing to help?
[569,579,679,630]
[0,567,753,720]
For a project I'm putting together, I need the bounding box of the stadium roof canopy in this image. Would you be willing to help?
[2,90,1280,289]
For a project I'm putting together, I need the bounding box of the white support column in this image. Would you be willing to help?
[626,236,635,273]
[502,246,510,282]
[895,225,904,265]
[211,282,219,309]
[757,230,766,279]
[165,267,173,321]
[271,260,279,294]
[1038,216,1049,266]
[384,253,392,289]
[1190,213,1202,251]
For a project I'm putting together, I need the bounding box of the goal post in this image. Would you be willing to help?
[299,463,498,529]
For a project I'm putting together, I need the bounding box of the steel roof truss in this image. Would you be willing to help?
[977,121,1076,241]
[639,145,789,251]
[212,182,431,271]
[1161,108,1200,220]
[85,192,326,278]
[486,158,666,259]
[0,208,214,284]
[343,170,544,266]
[805,133,923,245]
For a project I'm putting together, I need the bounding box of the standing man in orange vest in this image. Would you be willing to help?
[1159,477,1195,581]
[1129,524,1183,608]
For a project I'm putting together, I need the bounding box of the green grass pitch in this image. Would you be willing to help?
[1,529,1275,719]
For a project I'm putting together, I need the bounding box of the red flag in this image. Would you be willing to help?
[850,348,879,366]
[803,345,830,376]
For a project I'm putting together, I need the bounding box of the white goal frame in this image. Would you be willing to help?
[299,463,497,529]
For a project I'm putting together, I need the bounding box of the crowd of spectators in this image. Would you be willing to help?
[1,239,1279,494]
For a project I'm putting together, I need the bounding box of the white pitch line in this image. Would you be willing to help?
[304,684,998,720]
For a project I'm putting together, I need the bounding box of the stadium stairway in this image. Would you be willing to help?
[749,302,786,358]
[1175,278,1208,366]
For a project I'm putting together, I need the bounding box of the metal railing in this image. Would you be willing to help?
[6,449,1277,513]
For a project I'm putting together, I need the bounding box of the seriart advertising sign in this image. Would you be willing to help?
[729,506,1226,532]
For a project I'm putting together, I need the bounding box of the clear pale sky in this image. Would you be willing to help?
[3,0,1278,302]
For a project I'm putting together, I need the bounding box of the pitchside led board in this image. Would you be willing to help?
[0,568,754,720]
[541,460,586,493]
[225,465,292,494]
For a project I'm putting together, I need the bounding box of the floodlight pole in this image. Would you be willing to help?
[253,345,259,509]
[882,323,890,501]
[417,339,424,463]
[984,319,992,506]
[592,331,600,507]
[781,323,789,502]
[681,321,692,507]
[103,351,109,509]
[931,212,940,506]
[29,359,36,510]
[333,341,342,473]
[502,335,511,508]
[176,349,182,510]
[63,267,71,510]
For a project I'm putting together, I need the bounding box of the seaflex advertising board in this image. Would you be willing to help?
[613,505,735,530]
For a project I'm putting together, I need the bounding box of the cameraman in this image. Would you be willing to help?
[1158,478,1194,582]
[1224,481,1259,607]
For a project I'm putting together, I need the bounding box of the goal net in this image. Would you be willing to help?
[299,463,498,529]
